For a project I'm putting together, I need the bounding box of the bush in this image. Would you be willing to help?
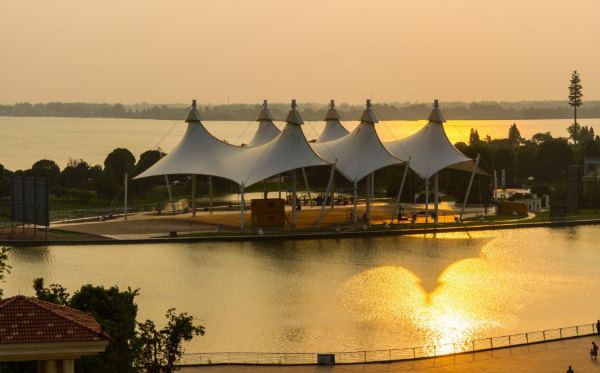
[530,183,553,198]
[169,231,177,237]
[415,192,441,203]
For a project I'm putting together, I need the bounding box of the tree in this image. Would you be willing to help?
[33,278,70,306]
[493,147,516,183]
[0,246,11,299]
[534,139,573,182]
[508,123,522,147]
[567,122,581,145]
[61,158,91,189]
[531,132,552,145]
[568,70,583,144]
[134,309,205,373]
[104,148,136,185]
[469,128,481,145]
[70,284,140,373]
[382,165,421,202]
[515,146,536,180]
[575,139,600,165]
[135,150,163,191]
[30,159,61,185]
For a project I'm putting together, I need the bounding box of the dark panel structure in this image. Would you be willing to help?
[566,166,582,213]
[10,176,50,227]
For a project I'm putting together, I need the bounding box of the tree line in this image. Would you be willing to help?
[2,100,600,121]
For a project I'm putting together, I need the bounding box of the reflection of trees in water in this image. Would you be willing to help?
[9,245,52,265]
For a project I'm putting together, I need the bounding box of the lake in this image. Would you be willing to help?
[3,226,599,354]
[1,116,598,172]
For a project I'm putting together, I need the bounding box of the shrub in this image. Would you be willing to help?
[169,231,177,237]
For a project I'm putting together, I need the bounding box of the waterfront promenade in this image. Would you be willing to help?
[180,335,600,372]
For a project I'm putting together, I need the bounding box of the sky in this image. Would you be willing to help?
[1,0,599,105]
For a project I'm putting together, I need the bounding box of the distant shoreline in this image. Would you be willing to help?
[2,101,600,122]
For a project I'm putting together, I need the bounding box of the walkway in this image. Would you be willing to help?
[180,335,600,373]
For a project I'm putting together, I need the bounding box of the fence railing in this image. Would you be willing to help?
[179,323,598,366]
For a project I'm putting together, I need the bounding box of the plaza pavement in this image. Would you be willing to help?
[48,202,490,239]
[179,335,600,373]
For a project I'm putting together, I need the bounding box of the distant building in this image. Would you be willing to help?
[0,295,110,372]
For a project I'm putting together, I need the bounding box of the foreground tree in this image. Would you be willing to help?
[493,147,516,183]
[33,278,70,305]
[531,132,552,145]
[0,246,11,299]
[29,159,61,185]
[568,70,583,145]
[134,309,205,373]
[104,148,136,185]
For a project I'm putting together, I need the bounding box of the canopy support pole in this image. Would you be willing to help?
[317,160,337,227]
[391,157,411,224]
[425,178,429,224]
[192,175,197,216]
[164,175,175,213]
[292,169,297,226]
[263,179,268,199]
[371,172,375,206]
[460,154,480,220]
[366,174,371,221]
[278,174,281,199]
[124,173,128,220]
[330,165,335,209]
[240,183,245,229]
[494,170,498,201]
[434,172,439,218]
[209,176,213,213]
[302,168,311,200]
[354,182,358,226]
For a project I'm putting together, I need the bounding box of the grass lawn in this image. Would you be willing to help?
[463,214,528,222]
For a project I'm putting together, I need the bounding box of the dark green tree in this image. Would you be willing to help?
[70,284,140,373]
[135,150,163,191]
[382,165,421,202]
[515,146,536,180]
[29,159,61,185]
[568,70,583,144]
[133,309,205,373]
[0,246,11,299]
[531,132,552,145]
[469,128,481,145]
[33,278,70,306]
[534,139,574,182]
[104,148,136,185]
[507,123,522,147]
[575,139,600,165]
[493,147,516,183]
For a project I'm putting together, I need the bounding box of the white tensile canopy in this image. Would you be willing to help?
[135,100,329,227]
[383,100,486,223]
[383,102,481,180]
[316,100,349,142]
[311,100,402,225]
[247,100,280,147]
[135,101,328,188]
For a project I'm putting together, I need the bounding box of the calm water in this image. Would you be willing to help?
[1,116,599,171]
[4,226,599,353]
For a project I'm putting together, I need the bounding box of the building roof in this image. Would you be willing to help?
[0,296,110,344]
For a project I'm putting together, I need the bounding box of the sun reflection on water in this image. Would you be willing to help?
[340,234,520,353]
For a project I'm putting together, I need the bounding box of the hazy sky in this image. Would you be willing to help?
[1,0,599,105]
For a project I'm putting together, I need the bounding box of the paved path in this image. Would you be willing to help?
[180,335,600,373]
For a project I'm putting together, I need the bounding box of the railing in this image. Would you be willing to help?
[179,323,598,366]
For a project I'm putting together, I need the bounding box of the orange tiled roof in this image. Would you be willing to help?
[0,295,110,344]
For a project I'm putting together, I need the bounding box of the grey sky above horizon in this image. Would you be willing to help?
[1,0,599,106]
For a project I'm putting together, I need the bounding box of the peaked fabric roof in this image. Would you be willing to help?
[384,101,484,179]
[317,100,349,143]
[135,103,329,186]
[0,296,110,344]
[248,100,280,147]
[311,102,401,182]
